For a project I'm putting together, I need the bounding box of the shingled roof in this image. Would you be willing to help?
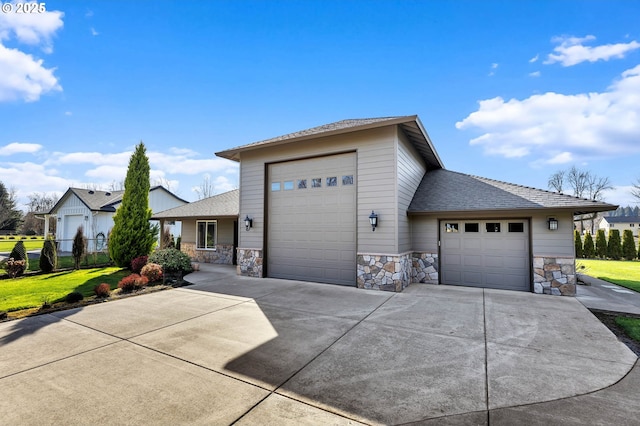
[152,189,239,219]
[601,215,640,224]
[408,169,617,215]
[49,186,187,214]
[215,116,444,170]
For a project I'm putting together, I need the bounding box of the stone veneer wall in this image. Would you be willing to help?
[356,253,411,292]
[533,256,576,296]
[411,252,439,284]
[181,242,234,265]
[237,248,263,278]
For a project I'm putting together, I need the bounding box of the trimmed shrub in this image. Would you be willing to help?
[595,229,607,259]
[65,291,84,303]
[39,238,57,273]
[9,240,28,275]
[607,229,622,260]
[131,255,148,274]
[5,258,26,278]
[148,248,193,274]
[583,232,595,258]
[574,230,583,258]
[94,283,111,298]
[175,236,181,251]
[72,226,86,270]
[117,274,149,292]
[141,262,163,283]
[622,229,636,260]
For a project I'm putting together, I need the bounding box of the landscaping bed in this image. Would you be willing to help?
[590,309,640,357]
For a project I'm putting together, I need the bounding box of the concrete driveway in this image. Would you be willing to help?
[0,264,637,425]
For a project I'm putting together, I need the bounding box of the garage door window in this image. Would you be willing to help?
[312,178,322,188]
[297,179,307,189]
[283,181,294,190]
[465,223,479,232]
[342,175,354,185]
[445,223,459,233]
[271,182,281,191]
[508,223,524,232]
[326,176,337,187]
[197,221,217,250]
[486,223,501,232]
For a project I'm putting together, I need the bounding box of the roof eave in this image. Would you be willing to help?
[215,115,421,162]
[407,204,618,216]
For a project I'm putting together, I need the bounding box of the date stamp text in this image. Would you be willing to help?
[1,2,47,14]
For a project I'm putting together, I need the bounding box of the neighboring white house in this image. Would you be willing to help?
[48,186,187,252]
[599,216,640,238]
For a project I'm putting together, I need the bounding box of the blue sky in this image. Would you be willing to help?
[1,0,640,210]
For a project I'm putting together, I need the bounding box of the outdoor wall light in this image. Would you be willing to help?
[84,215,89,221]
[548,217,558,231]
[369,210,378,231]
[244,215,253,231]
[57,217,62,222]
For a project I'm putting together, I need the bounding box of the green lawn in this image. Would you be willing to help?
[616,317,640,342]
[577,259,640,293]
[0,267,128,312]
[0,237,45,253]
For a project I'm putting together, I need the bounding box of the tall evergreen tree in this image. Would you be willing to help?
[622,230,636,260]
[595,229,607,258]
[39,237,57,273]
[72,226,86,269]
[574,230,583,258]
[108,142,158,267]
[583,231,595,258]
[607,229,622,260]
[0,181,22,231]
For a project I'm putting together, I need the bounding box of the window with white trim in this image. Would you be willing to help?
[197,220,217,250]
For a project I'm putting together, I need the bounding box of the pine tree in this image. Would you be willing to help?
[595,229,607,258]
[622,230,636,260]
[574,230,583,258]
[108,142,158,268]
[0,181,22,231]
[39,237,57,273]
[607,229,622,260]
[583,232,595,258]
[72,226,86,269]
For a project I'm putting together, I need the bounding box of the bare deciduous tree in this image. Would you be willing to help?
[194,175,215,200]
[547,166,613,233]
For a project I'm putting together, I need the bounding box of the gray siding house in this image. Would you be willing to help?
[192,115,613,296]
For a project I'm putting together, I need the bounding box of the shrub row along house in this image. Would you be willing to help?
[157,115,614,295]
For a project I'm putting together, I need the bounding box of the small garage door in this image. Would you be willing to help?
[267,153,356,285]
[63,215,84,252]
[440,220,530,291]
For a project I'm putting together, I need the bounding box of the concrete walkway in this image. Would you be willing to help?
[0,264,637,425]
[576,274,640,315]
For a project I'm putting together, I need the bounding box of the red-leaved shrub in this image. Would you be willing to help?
[131,256,148,274]
[140,262,163,283]
[94,283,111,298]
[117,274,149,292]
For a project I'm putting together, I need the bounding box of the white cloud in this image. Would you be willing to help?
[545,35,640,67]
[488,62,498,76]
[529,71,541,77]
[0,3,63,102]
[0,44,61,101]
[0,142,42,155]
[0,2,64,51]
[529,54,539,63]
[90,27,99,36]
[456,64,640,162]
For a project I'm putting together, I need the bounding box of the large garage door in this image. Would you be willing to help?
[63,215,85,252]
[268,153,356,285]
[440,220,530,291]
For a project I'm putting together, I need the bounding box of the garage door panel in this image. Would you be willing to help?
[268,153,356,286]
[441,220,530,292]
